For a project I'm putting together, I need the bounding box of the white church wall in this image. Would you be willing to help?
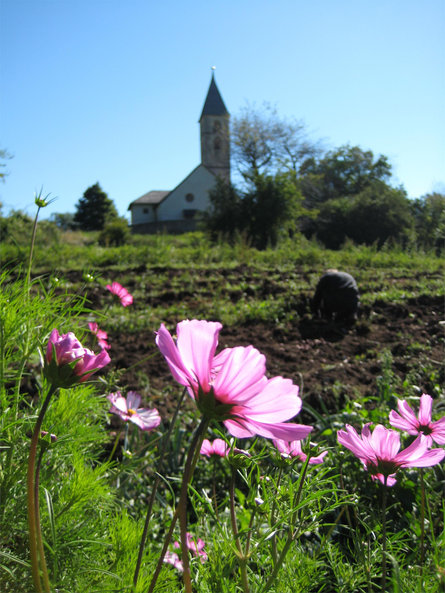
[157,165,216,221]
[130,204,157,225]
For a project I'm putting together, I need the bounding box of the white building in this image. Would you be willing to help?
[128,75,230,234]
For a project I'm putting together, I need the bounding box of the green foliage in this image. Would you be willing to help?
[98,217,130,246]
[301,143,393,205]
[73,182,118,231]
[315,182,414,248]
[411,192,445,253]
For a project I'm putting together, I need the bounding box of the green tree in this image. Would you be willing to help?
[49,212,76,230]
[300,144,392,206]
[231,103,320,185]
[0,147,13,182]
[202,178,245,243]
[411,192,445,252]
[73,183,118,231]
[315,182,413,249]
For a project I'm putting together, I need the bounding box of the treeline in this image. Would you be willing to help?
[204,105,445,252]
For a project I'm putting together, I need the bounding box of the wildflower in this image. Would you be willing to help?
[164,551,183,572]
[200,438,250,458]
[105,281,133,306]
[273,439,328,464]
[200,438,229,457]
[174,533,208,563]
[88,322,111,350]
[156,320,312,442]
[337,423,445,486]
[107,391,161,431]
[44,329,110,388]
[389,394,445,446]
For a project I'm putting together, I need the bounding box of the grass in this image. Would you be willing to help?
[0,216,444,592]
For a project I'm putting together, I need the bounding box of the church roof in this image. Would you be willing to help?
[128,190,170,209]
[199,74,229,121]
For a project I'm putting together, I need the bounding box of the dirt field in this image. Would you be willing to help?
[108,293,444,420]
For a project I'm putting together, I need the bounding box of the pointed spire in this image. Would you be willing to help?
[199,72,229,121]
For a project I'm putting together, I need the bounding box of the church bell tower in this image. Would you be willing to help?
[199,72,230,183]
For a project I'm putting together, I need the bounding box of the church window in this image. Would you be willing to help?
[214,137,221,150]
[185,193,194,203]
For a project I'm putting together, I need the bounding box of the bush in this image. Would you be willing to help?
[98,218,130,246]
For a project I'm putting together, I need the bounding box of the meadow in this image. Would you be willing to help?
[0,211,444,592]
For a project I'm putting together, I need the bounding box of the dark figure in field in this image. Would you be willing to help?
[311,270,359,323]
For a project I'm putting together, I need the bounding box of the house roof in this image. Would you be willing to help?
[199,74,229,121]
[128,190,170,210]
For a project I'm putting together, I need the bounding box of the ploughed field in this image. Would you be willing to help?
[71,264,445,421]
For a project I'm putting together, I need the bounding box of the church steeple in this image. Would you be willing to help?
[199,72,230,182]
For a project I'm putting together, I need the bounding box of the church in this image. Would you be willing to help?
[128,74,230,234]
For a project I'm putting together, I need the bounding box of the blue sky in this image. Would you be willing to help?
[1,0,444,221]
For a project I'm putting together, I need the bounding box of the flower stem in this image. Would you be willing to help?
[260,457,310,593]
[179,417,210,593]
[381,477,388,592]
[229,468,250,593]
[35,449,51,593]
[133,387,187,591]
[146,415,209,593]
[419,468,425,590]
[27,385,57,593]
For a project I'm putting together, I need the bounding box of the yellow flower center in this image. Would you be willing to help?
[127,408,136,416]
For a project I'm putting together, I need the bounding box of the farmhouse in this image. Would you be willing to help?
[128,74,230,234]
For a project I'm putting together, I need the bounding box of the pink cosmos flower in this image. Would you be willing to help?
[273,439,328,464]
[174,533,208,563]
[107,391,161,431]
[105,281,133,307]
[88,322,111,350]
[156,320,312,442]
[337,423,445,486]
[389,394,445,447]
[200,438,250,458]
[164,551,183,572]
[200,438,230,457]
[44,329,111,388]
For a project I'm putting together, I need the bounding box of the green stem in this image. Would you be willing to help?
[420,468,425,591]
[132,387,187,591]
[179,417,210,593]
[27,384,57,593]
[229,468,250,593]
[35,449,51,593]
[381,477,388,593]
[260,457,310,593]
[270,466,283,566]
[146,415,209,593]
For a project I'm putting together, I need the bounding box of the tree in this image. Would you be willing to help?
[300,144,392,207]
[203,173,304,249]
[49,212,76,230]
[231,103,320,186]
[0,148,13,182]
[411,192,445,252]
[73,183,118,231]
[315,182,413,249]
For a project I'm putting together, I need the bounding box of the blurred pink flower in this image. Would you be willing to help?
[174,533,208,563]
[156,320,312,442]
[389,394,445,446]
[88,322,111,350]
[107,391,161,431]
[200,438,229,457]
[273,439,328,464]
[44,329,110,388]
[337,423,445,486]
[105,281,133,307]
[164,551,183,572]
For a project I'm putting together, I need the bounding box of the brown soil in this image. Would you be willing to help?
[108,294,444,420]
